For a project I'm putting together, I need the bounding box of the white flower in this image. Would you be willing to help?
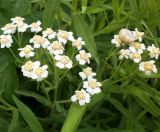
[47,41,64,55]
[118,28,136,43]
[111,35,122,47]
[139,60,157,75]
[30,35,50,48]
[129,42,146,54]
[147,44,160,59]
[21,61,40,78]
[83,78,102,95]
[11,16,25,24]
[16,21,28,33]
[0,35,13,48]
[119,49,130,59]
[71,89,90,106]
[133,28,144,42]
[57,30,74,44]
[79,67,96,80]
[29,21,42,33]
[129,51,142,63]
[76,50,91,65]
[42,28,56,39]
[18,45,35,58]
[31,65,48,81]
[1,23,16,34]
[72,37,85,50]
[55,55,73,69]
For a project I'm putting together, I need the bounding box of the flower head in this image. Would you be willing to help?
[30,35,50,48]
[1,23,16,34]
[129,42,146,54]
[57,30,74,44]
[147,44,160,59]
[111,35,122,47]
[71,89,90,106]
[31,65,48,81]
[21,61,40,78]
[47,41,64,55]
[79,67,96,80]
[76,50,91,65]
[11,16,25,24]
[18,45,35,58]
[29,21,42,33]
[16,21,28,33]
[129,51,142,63]
[139,60,157,75]
[55,55,73,69]
[42,28,56,39]
[133,28,144,42]
[83,78,102,95]
[119,49,130,59]
[0,35,13,48]
[72,37,85,50]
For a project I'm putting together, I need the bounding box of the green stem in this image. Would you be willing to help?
[55,100,71,104]
[8,48,23,64]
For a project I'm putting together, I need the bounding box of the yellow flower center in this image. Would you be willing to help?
[74,40,81,46]
[17,22,24,28]
[76,91,86,100]
[59,31,68,39]
[25,62,33,71]
[144,63,153,71]
[23,47,31,54]
[31,23,39,28]
[83,68,92,76]
[0,37,9,44]
[4,23,14,30]
[133,53,141,59]
[88,80,97,89]
[35,67,44,76]
[45,28,53,35]
[51,42,63,50]
[60,56,70,64]
[33,35,45,44]
[133,42,141,49]
[80,52,89,61]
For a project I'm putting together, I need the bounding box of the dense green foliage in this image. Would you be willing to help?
[1,0,160,132]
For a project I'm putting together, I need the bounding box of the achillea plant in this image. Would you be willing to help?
[111,28,159,76]
[0,16,102,106]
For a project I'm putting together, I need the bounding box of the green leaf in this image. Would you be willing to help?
[42,0,61,29]
[7,110,19,132]
[0,50,18,102]
[15,90,52,107]
[0,117,9,131]
[61,103,86,132]
[72,14,99,64]
[13,95,44,132]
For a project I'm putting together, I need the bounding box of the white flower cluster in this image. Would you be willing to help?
[111,28,159,76]
[22,61,48,81]
[0,16,101,106]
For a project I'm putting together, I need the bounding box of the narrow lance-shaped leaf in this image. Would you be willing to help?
[7,110,19,132]
[42,0,61,29]
[72,14,99,64]
[61,104,86,132]
[13,95,44,132]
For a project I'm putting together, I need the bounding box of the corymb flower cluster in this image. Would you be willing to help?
[111,28,159,76]
[0,16,102,106]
